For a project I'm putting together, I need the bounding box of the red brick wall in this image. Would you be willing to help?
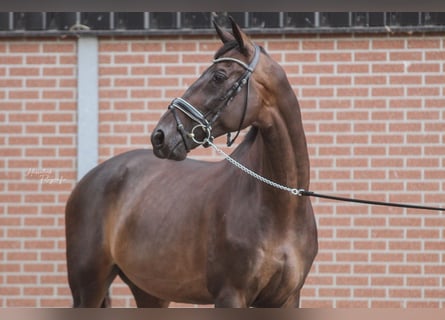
[0,38,77,306]
[1,32,445,307]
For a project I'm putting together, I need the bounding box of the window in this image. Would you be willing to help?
[0,12,444,35]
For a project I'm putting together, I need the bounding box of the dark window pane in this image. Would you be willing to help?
[81,12,110,30]
[423,12,445,25]
[114,13,144,30]
[248,12,280,28]
[319,12,350,27]
[150,13,177,29]
[352,12,368,27]
[0,13,10,30]
[13,13,26,30]
[368,13,384,27]
[399,12,420,26]
[181,12,211,29]
[46,13,77,30]
[385,12,419,26]
[24,13,45,30]
[284,13,315,28]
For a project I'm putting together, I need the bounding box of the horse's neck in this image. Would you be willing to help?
[255,99,310,194]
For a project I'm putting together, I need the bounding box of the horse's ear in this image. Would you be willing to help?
[213,19,233,44]
[229,16,249,55]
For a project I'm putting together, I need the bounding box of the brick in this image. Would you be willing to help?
[148,77,180,87]
[285,52,316,62]
[372,63,405,73]
[42,67,74,77]
[354,75,386,85]
[130,65,162,75]
[131,42,162,52]
[389,51,422,61]
[302,40,334,50]
[10,43,40,53]
[302,64,334,74]
[407,39,440,49]
[24,240,55,250]
[25,125,56,134]
[354,51,387,61]
[336,226,369,239]
[42,90,74,99]
[389,241,421,251]
[389,75,422,85]
[25,79,57,87]
[320,52,352,62]
[389,289,422,298]
[9,67,40,76]
[41,114,74,122]
[319,288,351,297]
[371,276,404,286]
[406,253,440,263]
[408,63,441,73]
[130,89,162,99]
[101,42,129,52]
[338,40,370,50]
[166,42,197,51]
[425,51,445,60]
[425,75,445,84]
[372,39,405,49]
[100,89,128,99]
[337,87,368,97]
[319,76,351,86]
[165,65,197,75]
[302,88,333,97]
[25,102,56,111]
[42,42,74,53]
[0,79,23,87]
[410,85,441,97]
[0,56,23,64]
[114,54,145,64]
[0,148,23,157]
[25,56,57,64]
[354,288,386,298]
[114,78,145,87]
[9,90,40,100]
[148,54,179,63]
[337,64,369,73]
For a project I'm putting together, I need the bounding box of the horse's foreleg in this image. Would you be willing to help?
[214,287,247,308]
[281,291,301,308]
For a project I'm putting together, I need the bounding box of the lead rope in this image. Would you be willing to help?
[207,140,445,212]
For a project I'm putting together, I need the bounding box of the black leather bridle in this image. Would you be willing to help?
[167,44,261,152]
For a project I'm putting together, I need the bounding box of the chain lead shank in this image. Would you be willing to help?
[207,141,300,196]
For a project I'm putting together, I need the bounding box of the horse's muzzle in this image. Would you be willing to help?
[151,128,187,161]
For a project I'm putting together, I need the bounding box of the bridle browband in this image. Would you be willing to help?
[168,44,261,152]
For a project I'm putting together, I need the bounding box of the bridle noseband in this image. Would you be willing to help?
[168,44,261,152]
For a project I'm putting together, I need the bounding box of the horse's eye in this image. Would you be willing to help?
[212,71,227,83]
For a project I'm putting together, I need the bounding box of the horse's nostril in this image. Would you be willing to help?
[151,130,165,148]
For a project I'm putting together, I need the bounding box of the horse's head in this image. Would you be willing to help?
[151,17,268,161]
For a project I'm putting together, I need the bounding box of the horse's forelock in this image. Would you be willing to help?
[213,40,240,59]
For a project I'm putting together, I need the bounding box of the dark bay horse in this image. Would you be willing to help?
[65,18,317,308]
